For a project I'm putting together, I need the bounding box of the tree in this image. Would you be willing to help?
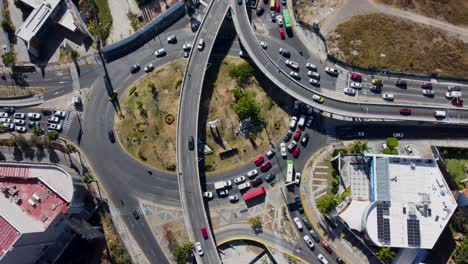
[63,144,77,154]
[348,140,369,154]
[386,137,398,149]
[15,135,29,149]
[172,241,193,264]
[231,85,244,102]
[31,126,44,136]
[6,137,15,150]
[82,173,94,184]
[29,135,38,147]
[376,247,395,263]
[47,131,59,141]
[248,216,262,231]
[451,210,466,233]
[229,62,254,86]
[2,51,15,66]
[316,194,337,215]
[454,239,468,264]
[234,93,261,121]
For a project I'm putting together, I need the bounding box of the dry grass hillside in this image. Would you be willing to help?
[375,0,468,26]
[327,13,468,77]
[293,0,341,25]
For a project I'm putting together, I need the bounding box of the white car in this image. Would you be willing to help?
[47,123,62,131]
[312,95,323,103]
[224,180,232,187]
[303,235,314,250]
[0,118,11,123]
[27,113,41,120]
[259,41,267,49]
[393,132,404,138]
[229,195,239,202]
[344,88,356,96]
[13,113,25,119]
[14,119,25,125]
[317,254,328,264]
[182,43,192,51]
[325,67,339,75]
[309,78,320,86]
[422,89,435,96]
[295,172,301,185]
[277,15,283,26]
[306,117,313,128]
[308,71,320,79]
[219,189,229,197]
[234,176,246,184]
[280,142,287,157]
[2,123,13,130]
[350,82,362,89]
[167,35,176,43]
[247,169,258,178]
[0,112,8,118]
[154,48,166,57]
[198,39,205,50]
[144,64,154,72]
[285,60,299,69]
[239,50,248,57]
[382,93,394,100]
[289,71,300,79]
[306,63,317,71]
[54,110,66,118]
[195,242,203,256]
[279,48,290,57]
[289,116,298,130]
[293,217,303,231]
[202,191,213,199]
[15,126,26,133]
[48,117,60,123]
[405,145,413,154]
[238,181,251,191]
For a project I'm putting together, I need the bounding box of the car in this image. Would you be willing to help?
[48,123,62,132]
[154,48,166,57]
[15,126,26,133]
[301,133,309,146]
[201,227,208,239]
[260,162,272,172]
[270,11,276,22]
[13,113,25,119]
[238,181,251,191]
[293,217,303,231]
[279,27,285,39]
[279,48,290,57]
[265,173,276,182]
[131,208,139,220]
[312,95,324,103]
[182,43,192,51]
[203,192,213,199]
[336,257,345,264]
[2,123,14,130]
[195,242,203,255]
[238,50,248,58]
[229,195,239,202]
[372,79,384,86]
[405,145,413,154]
[279,129,291,142]
[234,176,246,184]
[294,195,302,207]
[448,85,461,92]
[293,129,302,141]
[14,119,25,125]
[0,112,8,118]
[251,177,263,187]
[393,132,404,138]
[309,78,320,86]
[306,63,317,71]
[290,71,300,79]
[256,7,264,16]
[266,149,275,159]
[399,108,412,115]
[382,93,394,101]
[303,217,312,230]
[54,110,66,118]
[308,71,320,80]
[0,118,11,123]
[350,73,361,81]
[289,116,298,130]
[295,172,301,185]
[395,79,407,88]
[344,88,356,96]
[254,156,265,166]
[237,0,242,4]
[3,107,14,115]
[41,109,52,116]
[224,180,232,188]
[27,113,41,120]
[322,241,333,254]
[285,60,299,70]
[422,89,435,96]
[350,82,362,89]
[293,147,301,158]
[218,189,229,197]
[167,35,176,43]
[309,229,320,242]
[288,141,297,152]
[303,235,314,249]
[183,51,189,58]
[108,130,115,143]
[48,117,59,123]
[318,254,328,264]
[28,121,40,128]
[325,67,338,75]
[144,64,154,72]
[198,39,205,50]
[259,41,267,49]
[130,64,140,74]
[188,136,194,150]
[421,82,432,89]
[354,131,365,138]
[293,100,301,114]
[275,1,280,12]
[280,142,287,157]
[453,98,464,106]
[247,169,258,179]
[277,15,283,26]
[305,105,313,115]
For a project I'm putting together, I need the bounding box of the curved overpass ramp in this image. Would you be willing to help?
[230,2,468,124]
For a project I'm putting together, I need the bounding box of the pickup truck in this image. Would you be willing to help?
[446,91,462,98]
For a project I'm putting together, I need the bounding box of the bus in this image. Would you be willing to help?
[282,9,291,30]
[270,0,275,10]
[286,160,294,183]
[243,187,266,201]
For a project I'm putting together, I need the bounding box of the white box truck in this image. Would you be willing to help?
[214,181,226,190]
[298,115,306,129]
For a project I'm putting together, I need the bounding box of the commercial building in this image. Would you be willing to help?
[336,154,457,249]
[0,163,86,264]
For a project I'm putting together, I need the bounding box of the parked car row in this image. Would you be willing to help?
[0,108,64,133]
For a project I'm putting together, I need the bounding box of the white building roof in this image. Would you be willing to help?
[338,200,370,231]
[16,0,61,43]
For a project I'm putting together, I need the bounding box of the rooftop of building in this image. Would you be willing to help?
[16,0,62,43]
[338,154,457,249]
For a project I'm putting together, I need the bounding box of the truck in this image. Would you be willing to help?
[446,91,462,99]
[297,115,306,129]
[238,181,251,191]
[214,181,226,190]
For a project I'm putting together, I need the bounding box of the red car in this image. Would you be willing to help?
[254,156,265,166]
[350,73,362,82]
[421,82,433,89]
[260,161,272,172]
[201,227,208,239]
[293,129,302,141]
[275,1,280,12]
[453,98,464,106]
[322,241,333,254]
[292,147,300,158]
[399,108,412,115]
[279,27,285,39]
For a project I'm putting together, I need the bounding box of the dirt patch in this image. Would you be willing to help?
[115,60,185,171]
[327,13,468,77]
[293,0,342,25]
[201,56,289,174]
[374,0,468,26]
[0,86,45,97]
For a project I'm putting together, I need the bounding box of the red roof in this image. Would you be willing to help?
[243,187,266,201]
[0,216,20,257]
[0,165,29,179]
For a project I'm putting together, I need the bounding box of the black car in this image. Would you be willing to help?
[3,107,14,114]
[41,109,52,116]
[264,173,275,182]
[131,208,140,220]
[395,79,407,88]
[28,121,40,128]
[108,130,116,143]
[336,257,345,264]
[301,133,309,146]
[251,177,262,187]
[302,216,312,230]
[283,131,292,141]
[256,7,264,16]
[309,229,320,242]
[294,195,302,208]
[188,136,194,150]
[130,64,140,74]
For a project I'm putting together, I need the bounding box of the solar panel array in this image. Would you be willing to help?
[375,158,390,201]
[407,219,421,247]
[377,203,391,244]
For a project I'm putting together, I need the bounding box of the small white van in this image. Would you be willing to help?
[434,111,446,119]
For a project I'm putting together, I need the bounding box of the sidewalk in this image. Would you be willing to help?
[0,94,44,107]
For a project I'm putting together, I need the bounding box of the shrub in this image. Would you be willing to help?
[267,97,274,110]
[2,51,15,66]
[234,93,261,121]
[332,148,348,157]
[316,194,337,214]
[229,62,255,86]
[231,85,244,102]
[386,137,398,149]
[331,178,339,194]
[164,163,176,171]
[128,86,137,95]
[382,148,392,154]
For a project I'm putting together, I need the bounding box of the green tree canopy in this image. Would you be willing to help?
[234,93,261,121]
[2,51,15,66]
[229,62,254,86]
[173,241,193,264]
[316,194,337,215]
[248,216,262,230]
[386,137,398,149]
[376,247,395,263]
[454,238,468,264]
[64,144,77,154]
[82,173,95,184]
[47,131,59,141]
[348,140,370,154]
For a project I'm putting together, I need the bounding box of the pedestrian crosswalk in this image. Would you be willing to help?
[325,127,337,144]
[254,21,277,31]
[110,206,149,217]
[69,64,80,92]
[335,70,349,94]
[61,111,75,134]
